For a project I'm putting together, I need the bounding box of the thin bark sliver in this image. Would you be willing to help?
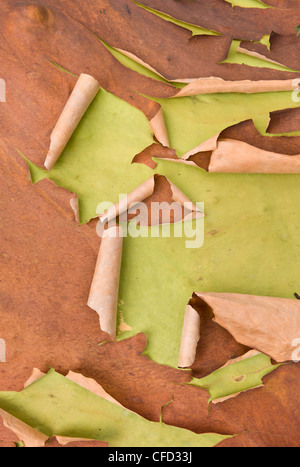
[178,305,201,368]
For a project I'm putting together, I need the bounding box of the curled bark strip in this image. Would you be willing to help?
[88,226,123,340]
[45,74,100,170]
